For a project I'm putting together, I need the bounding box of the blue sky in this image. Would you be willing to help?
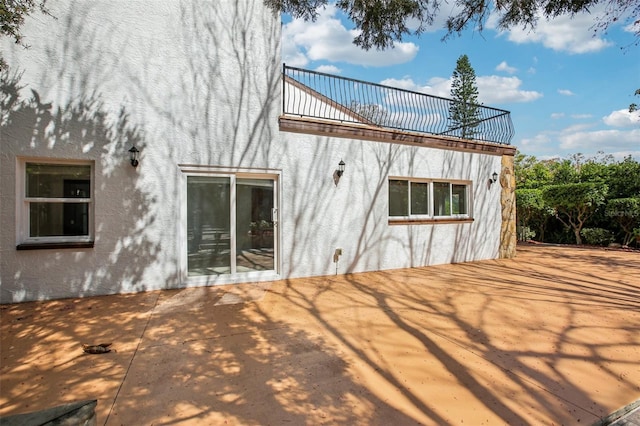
[281,4,640,161]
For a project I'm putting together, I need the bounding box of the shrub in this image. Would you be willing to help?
[516,226,536,241]
[633,228,640,247]
[580,228,614,246]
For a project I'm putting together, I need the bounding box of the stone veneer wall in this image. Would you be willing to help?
[499,154,517,258]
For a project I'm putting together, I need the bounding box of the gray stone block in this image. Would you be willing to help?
[0,400,97,426]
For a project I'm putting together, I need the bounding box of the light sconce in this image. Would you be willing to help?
[489,171,498,187]
[336,160,346,177]
[128,146,140,168]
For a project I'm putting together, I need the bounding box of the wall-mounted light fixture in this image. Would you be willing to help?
[489,171,498,187]
[336,160,345,177]
[129,146,140,168]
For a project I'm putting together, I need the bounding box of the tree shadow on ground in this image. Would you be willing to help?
[276,244,640,424]
[1,284,421,424]
[1,245,637,424]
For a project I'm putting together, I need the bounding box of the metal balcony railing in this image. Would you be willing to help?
[282,64,514,145]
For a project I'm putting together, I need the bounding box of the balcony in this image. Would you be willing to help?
[282,64,514,146]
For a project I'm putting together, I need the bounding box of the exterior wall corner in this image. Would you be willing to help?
[499,154,517,259]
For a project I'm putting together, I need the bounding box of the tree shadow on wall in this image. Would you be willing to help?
[1,70,171,301]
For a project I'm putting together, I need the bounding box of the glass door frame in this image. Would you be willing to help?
[179,166,280,286]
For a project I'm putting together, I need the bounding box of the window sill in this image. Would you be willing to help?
[389,218,474,225]
[17,241,95,250]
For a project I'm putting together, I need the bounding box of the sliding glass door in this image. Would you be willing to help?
[187,175,276,277]
[235,178,275,273]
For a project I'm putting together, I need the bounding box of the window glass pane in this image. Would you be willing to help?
[452,184,467,215]
[389,180,408,216]
[29,202,89,236]
[236,179,274,272]
[410,182,429,215]
[187,176,231,276]
[26,163,91,198]
[433,182,451,216]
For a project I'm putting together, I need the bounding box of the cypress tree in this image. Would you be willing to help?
[449,54,481,140]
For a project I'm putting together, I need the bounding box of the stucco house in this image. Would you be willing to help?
[0,0,516,304]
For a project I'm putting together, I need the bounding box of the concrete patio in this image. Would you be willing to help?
[1,244,639,425]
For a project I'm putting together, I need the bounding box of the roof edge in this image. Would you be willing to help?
[279,116,517,157]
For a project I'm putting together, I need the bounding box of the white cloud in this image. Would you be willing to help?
[603,109,640,127]
[544,113,593,120]
[477,76,543,104]
[563,123,594,133]
[558,89,574,96]
[282,5,419,67]
[379,76,449,97]
[380,77,427,91]
[623,17,640,34]
[282,40,310,67]
[380,75,542,105]
[519,124,640,160]
[559,128,640,151]
[518,132,554,153]
[493,8,614,54]
[496,61,517,74]
[315,65,342,74]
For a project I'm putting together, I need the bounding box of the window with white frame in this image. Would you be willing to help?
[184,171,278,278]
[389,178,471,220]
[18,161,93,246]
